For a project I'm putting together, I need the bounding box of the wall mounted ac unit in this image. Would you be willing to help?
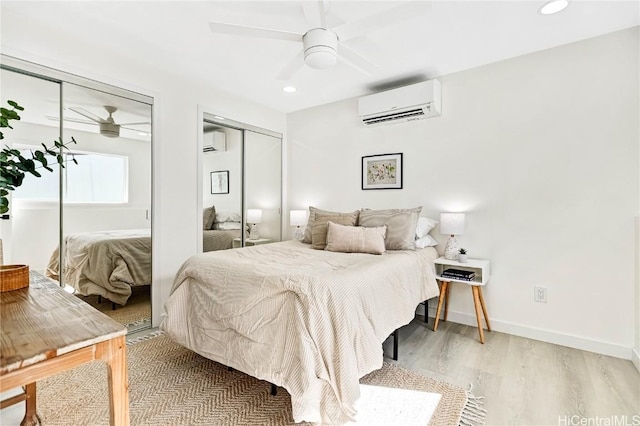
[203,131,226,152]
[358,79,441,126]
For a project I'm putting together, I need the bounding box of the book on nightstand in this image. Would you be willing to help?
[441,268,475,280]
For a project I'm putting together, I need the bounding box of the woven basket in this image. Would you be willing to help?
[0,264,30,292]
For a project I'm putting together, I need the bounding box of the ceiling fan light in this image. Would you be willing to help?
[100,122,120,138]
[305,47,337,69]
[303,28,338,69]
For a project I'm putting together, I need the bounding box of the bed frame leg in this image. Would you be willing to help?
[392,329,398,361]
[423,300,429,324]
[270,384,277,396]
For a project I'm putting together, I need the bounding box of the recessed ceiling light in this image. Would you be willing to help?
[539,0,569,15]
[138,131,148,136]
[282,86,297,93]
[213,115,225,120]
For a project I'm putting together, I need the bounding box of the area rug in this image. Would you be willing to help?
[78,286,151,333]
[35,334,485,425]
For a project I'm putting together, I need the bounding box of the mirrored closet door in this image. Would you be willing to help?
[201,114,282,251]
[1,57,154,334]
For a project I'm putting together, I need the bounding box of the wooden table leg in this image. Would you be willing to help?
[20,383,38,426]
[444,284,450,322]
[96,335,130,426]
[471,286,485,344]
[433,281,449,332]
[477,286,491,332]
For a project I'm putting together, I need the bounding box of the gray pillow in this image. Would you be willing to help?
[325,221,387,255]
[302,206,360,244]
[359,207,422,250]
[311,213,359,250]
[203,206,216,230]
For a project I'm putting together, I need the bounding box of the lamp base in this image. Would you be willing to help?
[249,224,260,240]
[444,236,459,260]
[294,226,304,241]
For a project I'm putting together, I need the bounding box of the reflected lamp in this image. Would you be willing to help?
[247,209,262,240]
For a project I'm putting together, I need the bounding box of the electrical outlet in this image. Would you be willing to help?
[534,286,547,303]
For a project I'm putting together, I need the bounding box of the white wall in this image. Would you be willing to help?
[287,27,640,359]
[1,7,286,326]
[202,127,242,215]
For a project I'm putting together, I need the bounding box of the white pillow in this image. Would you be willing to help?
[215,211,241,223]
[215,221,242,230]
[415,217,438,239]
[415,234,438,248]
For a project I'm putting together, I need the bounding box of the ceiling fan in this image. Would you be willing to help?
[208,1,431,80]
[66,106,151,138]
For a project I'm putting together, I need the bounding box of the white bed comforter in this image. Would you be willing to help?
[161,240,439,424]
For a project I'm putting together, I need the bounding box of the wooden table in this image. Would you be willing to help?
[0,272,129,425]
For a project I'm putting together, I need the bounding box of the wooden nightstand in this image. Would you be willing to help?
[232,238,272,248]
[433,257,491,343]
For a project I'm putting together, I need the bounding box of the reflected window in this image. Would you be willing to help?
[14,149,128,204]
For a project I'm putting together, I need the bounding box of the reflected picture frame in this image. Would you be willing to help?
[210,170,229,194]
[362,153,403,190]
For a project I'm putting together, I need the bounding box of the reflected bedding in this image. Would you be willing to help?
[47,229,151,306]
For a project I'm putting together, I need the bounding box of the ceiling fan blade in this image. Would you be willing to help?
[69,107,106,123]
[332,1,432,41]
[276,50,305,81]
[208,22,303,42]
[121,125,151,134]
[46,115,98,126]
[118,121,151,126]
[337,42,380,76]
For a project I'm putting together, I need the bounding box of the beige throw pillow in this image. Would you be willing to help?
[302,206,360,244]
[359,207,422,250]
[311,213,358,250]
[203,206,216,230]
[325,221,387,255]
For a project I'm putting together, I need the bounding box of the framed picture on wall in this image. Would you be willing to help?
[210,170,229,194]
[362,153,403,190]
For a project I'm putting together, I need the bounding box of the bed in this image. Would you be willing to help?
[161,239,440,424]
[46,229,151,306]
[202,207,244,252]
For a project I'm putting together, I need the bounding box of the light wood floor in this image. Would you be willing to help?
[2,318,638,425]
[384,316,640,426]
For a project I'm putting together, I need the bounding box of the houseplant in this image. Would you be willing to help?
[1,99,77,215]
[458,248,468,263]
[0,99,77,291]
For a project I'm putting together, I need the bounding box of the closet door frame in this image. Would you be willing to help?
[197,108,283,251]
[1,54,157,326]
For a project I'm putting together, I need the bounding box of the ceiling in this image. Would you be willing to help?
[1,1,638,114]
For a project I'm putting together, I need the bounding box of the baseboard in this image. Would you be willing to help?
[632,348,640,372]
[418,305,633,360]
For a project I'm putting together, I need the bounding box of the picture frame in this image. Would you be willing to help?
[361,153,403,190]
[210,170,229,194]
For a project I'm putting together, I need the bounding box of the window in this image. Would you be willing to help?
[13,149,128,204]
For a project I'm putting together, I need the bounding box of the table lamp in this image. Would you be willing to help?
[440,212,465,260]
[247,209,262,240]
[290,210,307,240]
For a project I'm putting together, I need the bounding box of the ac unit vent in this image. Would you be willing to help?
[358,80,441,126]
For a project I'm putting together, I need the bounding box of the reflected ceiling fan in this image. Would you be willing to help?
[208,1,430,80]
[66,106,151,138]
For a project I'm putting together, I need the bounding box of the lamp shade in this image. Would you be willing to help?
[440,213,465,235]
[247,209,262,224]
[290,210,307,227]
